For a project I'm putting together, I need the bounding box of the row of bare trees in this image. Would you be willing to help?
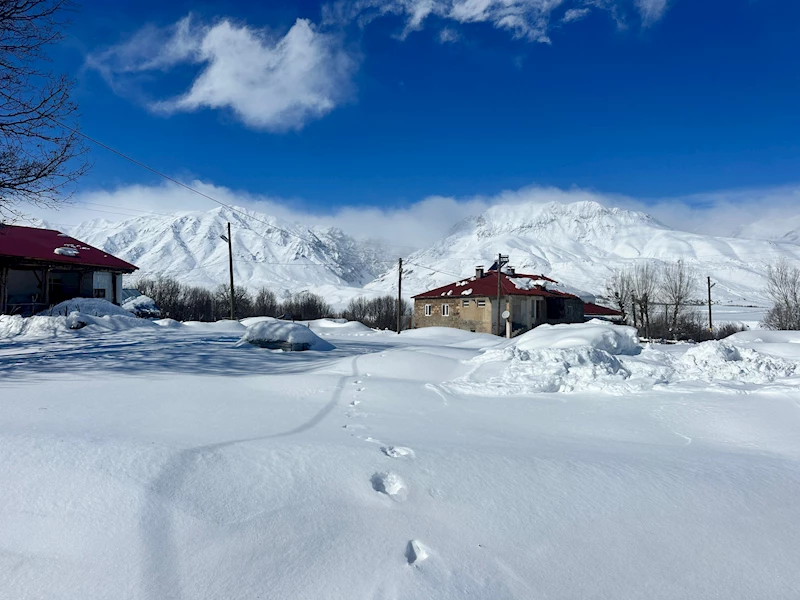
[136,277,334,322]
[341,295,411,330]
[135,276,411,330]
[605,261,700,338]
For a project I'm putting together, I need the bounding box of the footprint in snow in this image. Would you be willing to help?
[405,540,430,565]
[353,380,362,385]
[350,400,361,406]
[371,471,407,502]
[381,446,415,459]
[342,423,368,431]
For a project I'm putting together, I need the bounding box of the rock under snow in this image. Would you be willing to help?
[236,320,335,351]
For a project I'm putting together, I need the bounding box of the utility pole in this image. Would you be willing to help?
[707,276,715,333]
[397,257,402,334]
[495,253,509,336]
[220,222,235,320]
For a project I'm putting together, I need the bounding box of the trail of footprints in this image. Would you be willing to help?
[343,374,430,566]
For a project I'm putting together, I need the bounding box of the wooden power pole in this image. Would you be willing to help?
[495,253,508,336]
[397,257,402,334]
[707,276,715,333]
[220,222,235,320]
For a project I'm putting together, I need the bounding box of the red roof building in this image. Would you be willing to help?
[412,265,586,336]
[584,302,624,321]
[0,224,137,315]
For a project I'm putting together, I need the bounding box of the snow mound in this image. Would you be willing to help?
[446,321,644,395]
[307,319,374,334]
[236,321,335,351]
[679,341,799,383]
[121,294,160,318]
[40,298,134,318]
[508,320,641,355]
[0,311,156,340]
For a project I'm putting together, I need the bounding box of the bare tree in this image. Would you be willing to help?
[253,287,279,317]
[763,259,800,330]
[631,262,660,338]
[0,0,89,217]
[605,269,633,324]
[281,291,333,320]
[660,261,698,334]
[342,295,410,330]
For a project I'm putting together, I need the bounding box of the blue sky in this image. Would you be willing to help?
[37,0,800,239]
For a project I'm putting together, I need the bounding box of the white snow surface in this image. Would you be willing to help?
[2,320,800,599]
[236,319,335,350]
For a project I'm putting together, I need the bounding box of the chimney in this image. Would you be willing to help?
[506,266,515,275]
[475,265,484,278]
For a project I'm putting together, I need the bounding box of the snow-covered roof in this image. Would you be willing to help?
[0,225,137,272]
[413,271,580,301]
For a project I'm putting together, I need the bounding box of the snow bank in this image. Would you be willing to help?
[446,321,643,394]
[236,321,335,351]
[308,319,374,334]
[446,320,800,395]
[121,294,160,318]
[509,320,641,355]
[39,298,134,318]
[0,311,156,340]
[679,341,798,383]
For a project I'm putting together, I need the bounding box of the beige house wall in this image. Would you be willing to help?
[414,294,556,335]
[414,296,495,333]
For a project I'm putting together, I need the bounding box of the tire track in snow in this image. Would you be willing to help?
[139,355,360,600]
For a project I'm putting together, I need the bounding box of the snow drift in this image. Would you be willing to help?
[445,321,800,395]
[236,320,335,351]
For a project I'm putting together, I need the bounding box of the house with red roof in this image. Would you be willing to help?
[0,225,138,316]
[412,264,589,337]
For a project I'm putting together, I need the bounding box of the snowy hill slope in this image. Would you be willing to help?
[67,206,394,298]
[365,200,800,305]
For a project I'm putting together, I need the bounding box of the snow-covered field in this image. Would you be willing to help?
[2,316,800,599]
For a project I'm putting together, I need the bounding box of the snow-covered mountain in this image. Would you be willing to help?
[29,199,800,308]
[365,200,800,305]
[63,206,394,300]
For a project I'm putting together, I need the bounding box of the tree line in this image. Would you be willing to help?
[135,276,411,330]
[605,258,800,339]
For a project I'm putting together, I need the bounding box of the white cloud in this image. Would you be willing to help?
[634,0,669,26]
[20,181,800,251]
[438,27,461,42]
[325,0,672,42]
[562,8,591,22]
[87,17,357,132]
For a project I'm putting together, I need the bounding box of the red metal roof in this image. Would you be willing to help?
[0,225,137,272]
[412,271,580,300]
[584,302,623,317]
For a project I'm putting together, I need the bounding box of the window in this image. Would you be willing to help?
[462,299,470,307]
[93,288,106,298]
[477,299,486,307]
[424,304,432,316]
[442,304,450,317]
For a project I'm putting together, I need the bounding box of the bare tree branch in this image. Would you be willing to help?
[0,0,89,218]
